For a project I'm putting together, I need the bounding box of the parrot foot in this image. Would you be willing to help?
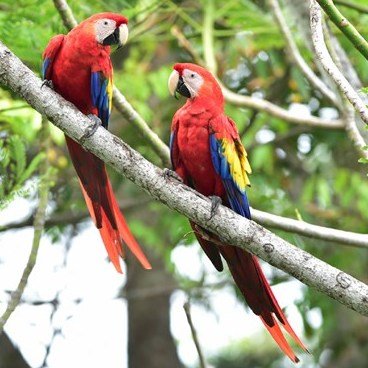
[80,115,102,143]
[163,168,183,183]
[208,196,222,220]
[41,79,54,90]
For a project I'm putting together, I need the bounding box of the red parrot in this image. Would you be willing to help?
[168,63,308,362]
[42,13,151,273]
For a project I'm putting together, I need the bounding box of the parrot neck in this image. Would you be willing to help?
[186,95,224,114]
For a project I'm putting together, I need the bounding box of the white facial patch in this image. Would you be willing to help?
[95,19,117,44]
[182,69,204,97]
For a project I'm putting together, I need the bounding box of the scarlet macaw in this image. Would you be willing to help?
[42,13,151,273]
[168,63,307,362]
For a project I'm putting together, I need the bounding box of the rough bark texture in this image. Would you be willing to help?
[1,41,368,317]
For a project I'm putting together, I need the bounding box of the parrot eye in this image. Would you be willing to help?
[190,74,195,78]
[104,21,109,25]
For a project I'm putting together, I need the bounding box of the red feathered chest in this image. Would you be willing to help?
[174,106,226,198]
[51,37,112,116]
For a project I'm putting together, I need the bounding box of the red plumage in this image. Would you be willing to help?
[170,63,307,362]
[42,13,151,272]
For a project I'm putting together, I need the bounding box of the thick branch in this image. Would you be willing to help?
[52,0,170,166]
[1,41,368,317]
[310,1,368,126]
[269,0,338,105]
[316,0,368,60]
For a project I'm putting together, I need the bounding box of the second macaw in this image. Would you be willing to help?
[168,63,308,362]
[42,13,151,273]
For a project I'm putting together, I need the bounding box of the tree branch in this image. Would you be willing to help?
[51,0,171,167]
[251,209,368,249]
[315,0,368,60]
[310,1,368,126]
[0,118,52,332]
[321,18,368,158]
[0,198,151,233]
[221,85,344,128]
[1,41,368,317]
[268,0,339,106]
[334,0,368,14]
[183,301,207,368]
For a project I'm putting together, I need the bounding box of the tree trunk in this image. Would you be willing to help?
[0,332,31,368]
[126,248,183,368]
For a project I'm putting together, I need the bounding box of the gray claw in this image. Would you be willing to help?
[80,115,102,143]
[208,196,222,220]
[41,80,54,90]
[163,168,183,183]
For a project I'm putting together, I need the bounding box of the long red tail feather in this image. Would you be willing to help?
[66,137,151,272]
[216,244,307,362]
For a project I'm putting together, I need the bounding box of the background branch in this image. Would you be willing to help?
[183,301,207,368]
[334,0,368,14]
[310,1,368,126]
[316,0,368,60]
[1,41,368,316]
[268,0,338,105]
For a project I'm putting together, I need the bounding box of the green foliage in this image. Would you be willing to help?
[0,134,44,209]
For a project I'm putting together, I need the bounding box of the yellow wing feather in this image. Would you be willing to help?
[221,139,252,191]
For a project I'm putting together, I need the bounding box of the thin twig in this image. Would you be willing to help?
[334,0,368,14]
[0,118,53,332]
[0,198,151,233]
[310,1,368,126]
[171,25,204,64]
[316,0,368,60]
[221,85,344,128]
[268,0,338,105]
[183,301,207,368]
[202,0,216,75]
[321,20,368,159]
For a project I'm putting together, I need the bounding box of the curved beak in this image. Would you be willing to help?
[168,70,191,99]
[103,24,129,47]
[118,24,129,46]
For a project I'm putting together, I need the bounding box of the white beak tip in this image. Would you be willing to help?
[119,24,129,46]
[168,70,179,96]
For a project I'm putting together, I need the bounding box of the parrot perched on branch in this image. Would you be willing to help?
[42,13,151,273]
[168,63,308,362]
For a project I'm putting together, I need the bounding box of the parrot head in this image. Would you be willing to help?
[71,13,129,48]
[168,63,223,105]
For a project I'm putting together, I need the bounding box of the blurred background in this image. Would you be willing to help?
[0,0,368,367]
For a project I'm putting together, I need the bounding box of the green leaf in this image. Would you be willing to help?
[18,152,45,185]
[8,135,26,181]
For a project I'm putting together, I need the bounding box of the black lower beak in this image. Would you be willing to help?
[102,27,120,46]
[176,76,191,98]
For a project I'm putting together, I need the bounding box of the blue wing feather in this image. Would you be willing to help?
[91,72,111,128]
[42,58,51,80]
[169,131,176,169]
[210,134,251,219]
